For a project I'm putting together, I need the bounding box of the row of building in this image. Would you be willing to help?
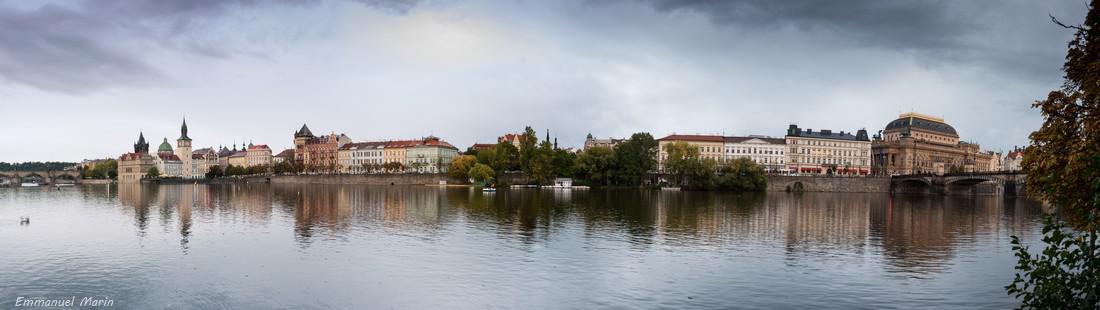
[118,119,276,182]
[117,112,1025,182]
[292,124,460,174]
[592,112,1021,176]
[117,120,461,182]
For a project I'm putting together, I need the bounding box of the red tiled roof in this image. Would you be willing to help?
[157,153,181,161]
[247,144,270,151]
[229,151,247,158]
[275,149,295,158]
[119,152,148,161]
[1007,150,1024,159]
[339,141,387,150]
[723,136,786,144]
[385,140,421,148]
[471,143,495,150]
[658,134,724,143]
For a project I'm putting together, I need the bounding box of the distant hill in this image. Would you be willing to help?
[0,162,79,171]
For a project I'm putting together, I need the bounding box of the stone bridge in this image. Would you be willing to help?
[0,170,83,186]
[891,171,1026,196]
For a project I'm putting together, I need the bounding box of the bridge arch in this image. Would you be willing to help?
[894,178,932,194]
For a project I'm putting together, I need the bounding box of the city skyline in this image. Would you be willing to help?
[0,0,1087,162]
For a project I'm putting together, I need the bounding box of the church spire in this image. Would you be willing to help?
[179,117,191,141]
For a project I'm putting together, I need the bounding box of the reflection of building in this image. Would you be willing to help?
[723,136,787,172]
[656,134,724,171]
[584,133,625,150]
[118,132,156,183]
[785,125,871,175]
[872,113,996,175]
[1004,147,1024,171]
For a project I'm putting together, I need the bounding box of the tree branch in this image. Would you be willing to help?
[1051,14,1084,30]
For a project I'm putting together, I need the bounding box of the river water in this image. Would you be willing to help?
[0,184,1045,309]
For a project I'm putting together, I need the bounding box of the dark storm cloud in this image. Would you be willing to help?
[635,0,1081,81]
[0,0,422,93]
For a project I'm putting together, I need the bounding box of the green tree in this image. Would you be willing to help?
[715,158,767,192]
[449,155,477,180]
[518,126,538,172]
[1007,4,1100,308]
[613,132,658,186]
[468,163,495,185]
[206,165,223,178]
[574,146,616,186]
[551,148,576,178]
[527,140,555,184]
[145,167,160,179]
[663,142,716,189]
[492,142,520,172]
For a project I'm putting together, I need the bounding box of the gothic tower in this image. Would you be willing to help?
[133,132,149,153]
[176,118,193,178]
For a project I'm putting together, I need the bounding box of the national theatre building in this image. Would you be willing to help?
[871,112,997,175]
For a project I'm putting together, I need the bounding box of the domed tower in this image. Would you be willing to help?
[158,138,174,154]
[176,118,193,178]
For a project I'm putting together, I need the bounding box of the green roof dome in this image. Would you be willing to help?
[158,138,173,153]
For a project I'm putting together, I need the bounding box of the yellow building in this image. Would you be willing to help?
[785,125,872,175]
[118,132,155,183]
[656,135,725,172]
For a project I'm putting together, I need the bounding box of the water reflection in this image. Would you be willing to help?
[106,185,1047,265]
[0,184,1049,309]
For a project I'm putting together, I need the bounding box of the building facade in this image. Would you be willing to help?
[176,119,194,179]
[1004,147,1024,171]
[383,140,419,170]
[405,137,459,173]
[871,113,996,175]
[338,142,386,174]
[584,134,625,150]
[246,143,272,167]
[293,124,352,172]
[723,136,787,172]
[273,149,294,164]
[656,135,725,172]
[118,132,155,183]
[785,125,872,175]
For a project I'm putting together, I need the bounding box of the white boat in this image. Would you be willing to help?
[482,187,497,192]
[21,182,40,187]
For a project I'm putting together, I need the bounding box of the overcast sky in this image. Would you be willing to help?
[0,0,1087,162]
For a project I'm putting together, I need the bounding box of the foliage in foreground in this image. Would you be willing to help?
[1008,215,1100,309]
[1010,1,1100,307]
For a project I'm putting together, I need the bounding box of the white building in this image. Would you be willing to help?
[785,125,872,176]
[723,136,787,172]
[154,153,183,177]
[339,142,387,174]
[1004,147,1024,171]
[246,143,272,167]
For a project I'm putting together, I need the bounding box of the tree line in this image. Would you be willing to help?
[448,126,766,191]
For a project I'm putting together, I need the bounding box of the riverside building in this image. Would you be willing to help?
[723,136,787,173]
[785,125,872,175]
[870,112,996,175]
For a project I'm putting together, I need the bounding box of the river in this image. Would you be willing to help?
[0,184,1045,309]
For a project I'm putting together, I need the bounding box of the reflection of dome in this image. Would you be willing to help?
[884,113,958,136]
[158,138,173,153]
